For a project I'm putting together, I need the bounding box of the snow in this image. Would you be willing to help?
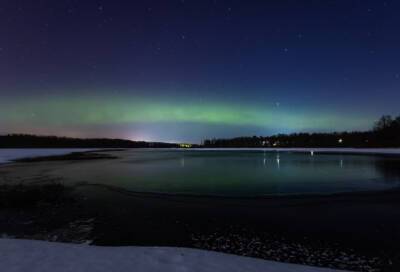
[0,239,348,272]
[189,147,400,155]
[0,149,96,164]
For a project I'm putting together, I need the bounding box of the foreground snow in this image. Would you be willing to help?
[0,239,348,272]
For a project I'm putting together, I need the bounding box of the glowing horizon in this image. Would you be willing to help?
[0,94,375,143]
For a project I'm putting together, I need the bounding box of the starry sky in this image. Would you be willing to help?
[1,0,399,143]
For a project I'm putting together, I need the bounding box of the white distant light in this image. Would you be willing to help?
[311,151,314,156]
[338,138,343,144]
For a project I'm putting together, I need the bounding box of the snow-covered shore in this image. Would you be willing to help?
[0,148,96,164]
[0,239,348,272]
[190,147,400,155]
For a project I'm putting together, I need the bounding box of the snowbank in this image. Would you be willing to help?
[0,239,348,272]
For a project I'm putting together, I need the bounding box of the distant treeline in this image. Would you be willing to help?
[203,115,400,148]
[2,115,399,148]
[0,134,178,148]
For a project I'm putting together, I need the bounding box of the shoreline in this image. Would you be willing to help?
[1,149,400,271]
[1,175,399,271]
[77,182,400,271]
[74,181,400,200]
[0,148,102,164]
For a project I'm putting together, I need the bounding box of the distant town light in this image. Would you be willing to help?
[338,138,343,144]
[179,143,192,148]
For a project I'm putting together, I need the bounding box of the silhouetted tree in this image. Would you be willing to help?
[372,115,400,146]
[374,115,393,132]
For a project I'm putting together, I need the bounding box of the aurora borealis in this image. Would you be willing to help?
[1,1,400,142]
[0,95,373,141]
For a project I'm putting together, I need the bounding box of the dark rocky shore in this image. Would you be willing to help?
[1,152,400,272]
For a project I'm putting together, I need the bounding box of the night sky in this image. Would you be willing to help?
[1,1,399,143]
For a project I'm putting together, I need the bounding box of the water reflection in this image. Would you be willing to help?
[180,156,185,168]
[374,157,400,183]
[276,153,280,169]
[263,151,266,167]
[60,150,400,197]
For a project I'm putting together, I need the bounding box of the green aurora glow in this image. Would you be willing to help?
[0,95,372,141]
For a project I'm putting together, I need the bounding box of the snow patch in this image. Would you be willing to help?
[0,239,349,272]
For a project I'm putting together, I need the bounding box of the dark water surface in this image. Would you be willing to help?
[53,149,400,197]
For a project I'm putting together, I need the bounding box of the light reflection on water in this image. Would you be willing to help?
[56,150,400,197]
